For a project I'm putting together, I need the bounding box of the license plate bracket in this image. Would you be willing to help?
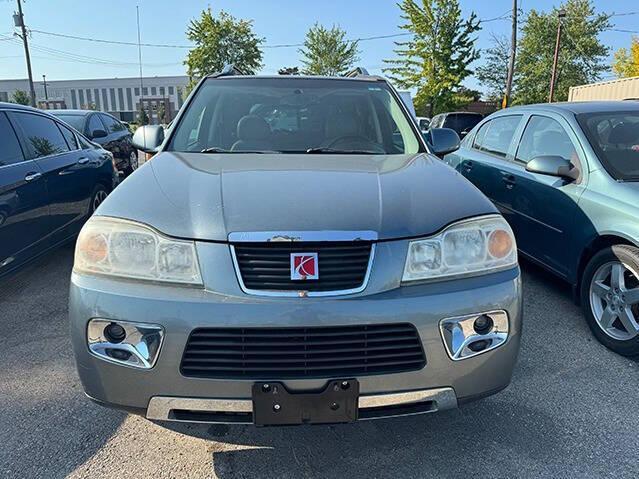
[252,379,359,426]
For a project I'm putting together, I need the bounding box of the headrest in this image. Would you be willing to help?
[608,123,638,144]
[237,115,270,141]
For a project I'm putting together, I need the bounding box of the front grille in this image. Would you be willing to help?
[180,324,426,379]
[232,241,373,293]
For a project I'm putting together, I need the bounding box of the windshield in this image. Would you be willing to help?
[52,114,85,133]
[168,77,422,155]
[578,110,639,181]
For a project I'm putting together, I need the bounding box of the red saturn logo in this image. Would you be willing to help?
[290,253,319,280]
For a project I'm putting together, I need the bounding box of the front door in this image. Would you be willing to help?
[498,114,586,277]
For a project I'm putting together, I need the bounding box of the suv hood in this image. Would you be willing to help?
[99,152,497,241]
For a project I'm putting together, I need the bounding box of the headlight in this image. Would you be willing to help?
[402,215,517,282]
[74,216,202,285]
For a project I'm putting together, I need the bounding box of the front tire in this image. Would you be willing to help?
[123,150,138,177]
[89,184,109,216]
[581,245,639,357]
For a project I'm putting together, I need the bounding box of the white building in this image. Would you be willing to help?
[0,75,189,122]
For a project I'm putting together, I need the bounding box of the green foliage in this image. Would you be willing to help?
[476,34,511,101]
[612,37,639,78]
[184,8,264,89]
[278,66,300,75]
[11,89,30,105]
[299,24,360,76]
[384,0,480,117]
[138,107,149,126]
[515,0,610,104]
[157,102,167,124]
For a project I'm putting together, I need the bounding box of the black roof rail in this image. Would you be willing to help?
[211,64,247,78]
[343,67,370,78]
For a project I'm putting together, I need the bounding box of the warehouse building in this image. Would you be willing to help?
[568,76,639,101]
[0,75,189,123]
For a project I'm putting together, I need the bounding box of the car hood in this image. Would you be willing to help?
[98,151,497,241]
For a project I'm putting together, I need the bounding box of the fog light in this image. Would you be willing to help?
[87,319,164,369]
[473,315,494,335]
[104,323,126,343]
[439,311,509,360]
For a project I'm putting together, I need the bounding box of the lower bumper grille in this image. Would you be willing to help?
[180,324,426,379]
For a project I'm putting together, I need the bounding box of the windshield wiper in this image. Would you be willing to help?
[305,147,380,154]
[200,147,281,154]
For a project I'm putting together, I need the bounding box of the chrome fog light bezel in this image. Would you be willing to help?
[439,311,509,360]
[87,319,164,369]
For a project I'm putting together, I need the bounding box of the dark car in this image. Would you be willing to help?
[0,102,117,276]
[49,110,138,176]
[429,112,483,139]
[444,101,639,356]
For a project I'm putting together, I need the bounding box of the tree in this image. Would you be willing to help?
[278,66,300,75]
[476,34,511,101]
[11,90,30,105]
[384,0,480,117]
[612,37,639,78]
[157,102,167,124]
[515,0,610,104]
[299,24,360,76]
[184,8,264,89]
[138,106,149,126]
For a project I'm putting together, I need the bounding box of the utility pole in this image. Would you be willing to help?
[502,0,517,109]
[14,0,36,107]
[42,74,48,100]
[549,9,566,103]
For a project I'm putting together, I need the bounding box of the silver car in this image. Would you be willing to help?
[69,67,522,428]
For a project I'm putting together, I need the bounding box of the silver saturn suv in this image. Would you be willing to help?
[69,66,522,427]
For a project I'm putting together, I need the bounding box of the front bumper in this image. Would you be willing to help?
[69,262,522,424]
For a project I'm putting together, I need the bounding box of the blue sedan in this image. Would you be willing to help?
[0,103,117,276]
[444,101,639,356]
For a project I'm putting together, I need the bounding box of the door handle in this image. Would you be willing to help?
[462,160,474,172]
[24,172,42,182]
[77,157,90,165]
[502,174,516,189]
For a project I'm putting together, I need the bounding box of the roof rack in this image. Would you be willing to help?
[343,67,370,78]
[212,64,247,78]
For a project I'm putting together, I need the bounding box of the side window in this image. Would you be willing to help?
[11,112,70,159]
[473,115,522,158]
[78,135,94,150]
[516,116,578,164]
[58,123,79,150]
[0,113,25,166]
[87,114,104,136]
[472,121,490,150]
[101,114,125,133]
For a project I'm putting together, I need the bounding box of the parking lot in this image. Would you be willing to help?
[0,244,636,478]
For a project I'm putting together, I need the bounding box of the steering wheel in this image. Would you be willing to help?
[325,135,386,153]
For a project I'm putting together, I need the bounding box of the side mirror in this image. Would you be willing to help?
[132,125,164,153]
[428,127,461,157]
[526,155,579,181]
[91,129,107,139]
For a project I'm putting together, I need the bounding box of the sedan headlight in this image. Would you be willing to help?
[74,216,202,285]
[402,215,517,282]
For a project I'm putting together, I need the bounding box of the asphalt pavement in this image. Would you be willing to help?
[0,243,637,478]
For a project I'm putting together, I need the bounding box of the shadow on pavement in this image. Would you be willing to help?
[0,243,126,478]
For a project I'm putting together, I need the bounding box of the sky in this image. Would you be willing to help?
[1,0,638,93]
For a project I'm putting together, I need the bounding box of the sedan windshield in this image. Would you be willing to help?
[168,77,422,155]
[51,113,86,133]
[578,110,639,181]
